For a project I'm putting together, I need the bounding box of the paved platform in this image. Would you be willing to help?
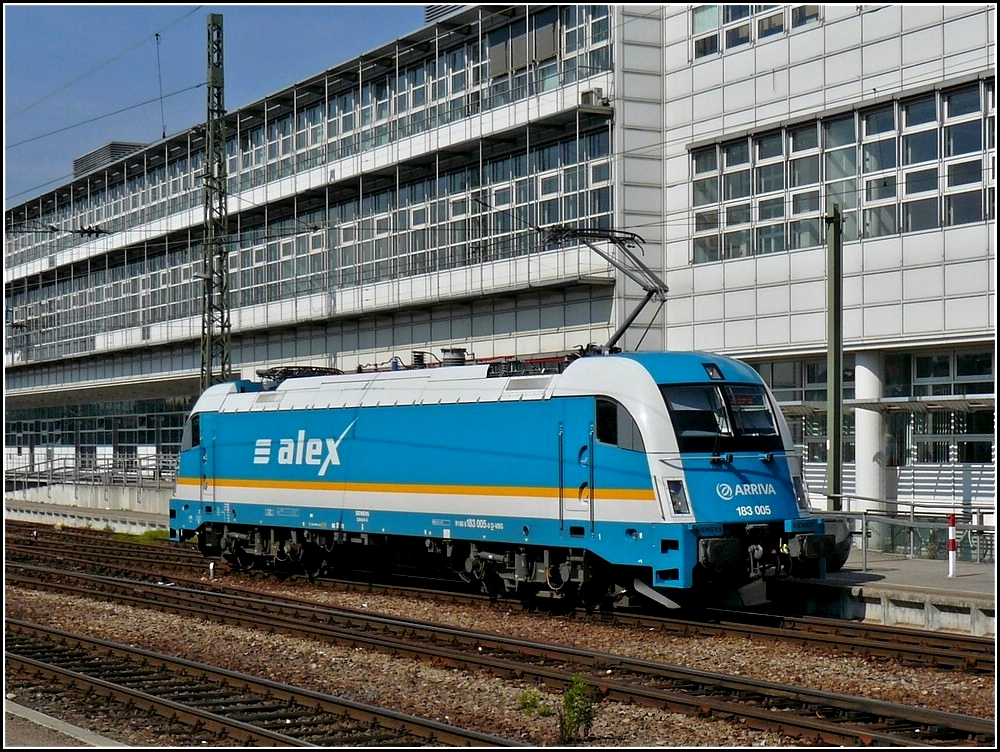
[771,547,996,637]
[4,497,167,534]
[5,701,125,747]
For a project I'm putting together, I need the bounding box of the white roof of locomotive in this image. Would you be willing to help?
[196,356,660,415]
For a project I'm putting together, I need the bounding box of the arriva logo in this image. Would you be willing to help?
[716,482,777,500]
[253,420,355,476]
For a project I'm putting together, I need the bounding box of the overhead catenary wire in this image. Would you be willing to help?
[5,83,206,151]
[5,5,203,123]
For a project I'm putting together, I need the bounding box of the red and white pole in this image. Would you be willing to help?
[947,513,957,578]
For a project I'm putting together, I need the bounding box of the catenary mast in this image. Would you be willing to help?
[200,12,231,391]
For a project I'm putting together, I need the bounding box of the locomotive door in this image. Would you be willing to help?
[559,398,596,534]
[199,420,215,506]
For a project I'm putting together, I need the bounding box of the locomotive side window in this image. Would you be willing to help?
[180,413,200,451]
[596,398,646,452]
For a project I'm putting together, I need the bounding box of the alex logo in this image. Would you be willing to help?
[253,420,355,476]
[716,482,776,500]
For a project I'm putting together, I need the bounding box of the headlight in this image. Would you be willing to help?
[792,475,812,511]
[665,479,690,515]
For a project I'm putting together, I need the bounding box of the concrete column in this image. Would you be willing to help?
[854,350,889,550]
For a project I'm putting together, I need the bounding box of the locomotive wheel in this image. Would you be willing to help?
[579,580,615,615]
[476,568,506,600]
[233,551,256,572]
[302,547,327,582]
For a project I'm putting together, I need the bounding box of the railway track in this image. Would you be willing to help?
[5,619,519,747]
[6,521,994,676]
[6,564,994,747]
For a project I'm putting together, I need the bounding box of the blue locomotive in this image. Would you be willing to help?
[169,350,836,609]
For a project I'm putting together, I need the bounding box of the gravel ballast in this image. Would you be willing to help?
[4,580,994,747]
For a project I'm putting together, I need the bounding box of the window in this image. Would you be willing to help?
[756,223,785,254]
[688,81,992,265]
[866,175,897,200]
[903,96,937,127]
[789,218,821,248]
[692,5,720,34]
[792,190,820,214]
[945,191,982,225]
[826,147,857,180]
[955,351,993,394]
[903,197,938,231]
[758,11,784,38]
[863,205,897,238]
[726,24,751,49]
[692,5,721,58]
[824,116,856,149]
[945,86,980,118]
[789,124,818,152]
[756,163,784,193]
[724,140,750,167]
[724,170,751,200]
[905,168,938,194]
[694,235,720,263]
[945,120,982,156]
[726,203,751,225]
[791,5,820,27]
[863,138,896,173]
[903,130,938,165]
[789,155,819,186]
[758,197,784,220]
[756,132,783,160]
[693,148,718,173]
[693,176,719,206]
[724,5,750,23]
[694,34,719,57]
[724,229,751,258]
[596,398,645,452]
[947,159,981,187]
[661,384,783,454]
[826,180,858,209]
[695,210,720,231]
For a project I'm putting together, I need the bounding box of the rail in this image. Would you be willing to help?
[813,492,996,567]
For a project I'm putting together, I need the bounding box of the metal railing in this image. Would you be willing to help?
[815,492,996,568]
[4,454,177,497]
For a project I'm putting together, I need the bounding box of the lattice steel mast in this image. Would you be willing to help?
[200,12,231,391]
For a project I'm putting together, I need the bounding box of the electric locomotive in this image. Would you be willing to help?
[169,350,835,610]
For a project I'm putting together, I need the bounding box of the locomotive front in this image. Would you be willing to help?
[608,353,836,608]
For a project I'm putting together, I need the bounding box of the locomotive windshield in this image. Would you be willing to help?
[660,383,783,454]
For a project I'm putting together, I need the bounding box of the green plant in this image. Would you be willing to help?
[519,688,541,715]
[518,688,555,718]
[558,675,596,743]
[111,530,169,543]
[925,531,941,559]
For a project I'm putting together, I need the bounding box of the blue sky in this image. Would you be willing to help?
[3,4,428,208]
